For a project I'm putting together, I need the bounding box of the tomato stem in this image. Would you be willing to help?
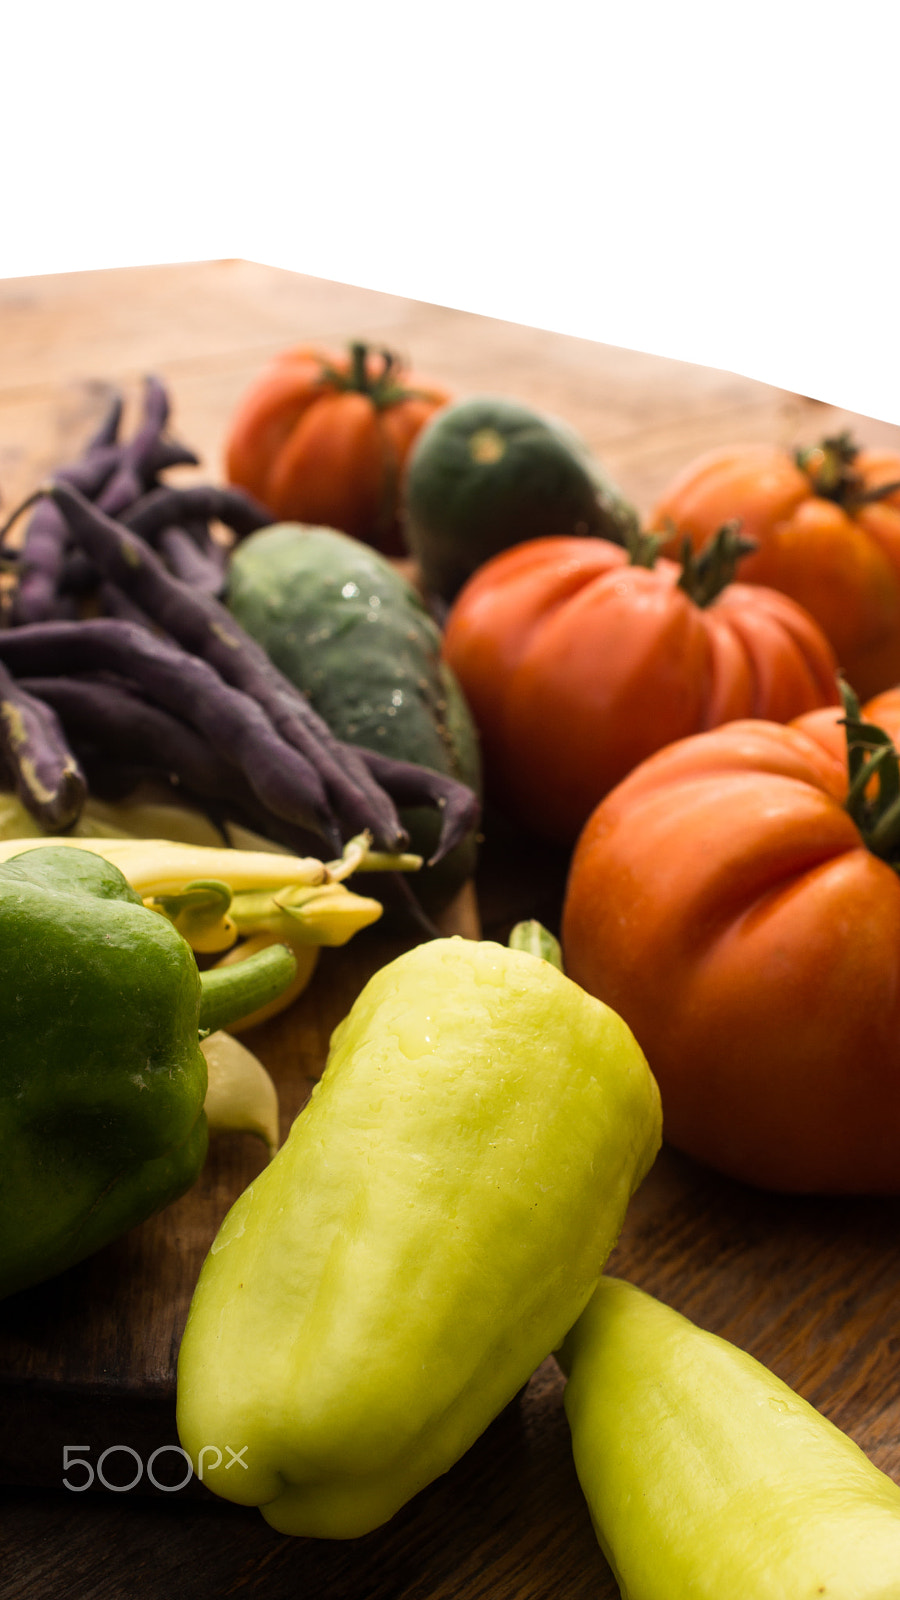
[795,432,859,499]
[625,527,665,569]
[839,678,900,861]
[847,478,900,511]
[844,741,895,815]
[676,521,756,607]
[345,341,400,398]
[867,795,900,857]
[319,342,425,412]
[795,433,900,512]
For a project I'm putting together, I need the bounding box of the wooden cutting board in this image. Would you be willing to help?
[2,260,900,1599]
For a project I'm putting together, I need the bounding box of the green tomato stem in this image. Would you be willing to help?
[839,677,900,862]
[795,432,859,500]
[795,432,900,512]
[625,527,665,569]
[676,521,757,607]
[867,793,900,859]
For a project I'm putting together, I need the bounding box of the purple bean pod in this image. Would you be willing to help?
[359,747,481,864]
[4,381,193,626]
[96,583,156,628]
[19,674,255,810]
[46,481,405,848]
[0,658,86,829]
[20,671,330,856]
[75,754,149,803]
[58,549,99,598]
[156,525,228,596]
[12,501,79,625]
[83,388,124,451]
[122,484,273,543]
[145,438,201,477]
[57,443,122,494]
[97,374,173,516]
[0,619,342,850]
[11,446,124,625]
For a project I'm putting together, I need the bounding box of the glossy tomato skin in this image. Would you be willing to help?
[562,719,900,1194]
[651,444,900,699]
[442,536,839,845]
[224,346,449,556]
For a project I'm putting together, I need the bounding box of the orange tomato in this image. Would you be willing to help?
[562,707,900,1194]
[650,436,900,699]
[224,342,449,556]
[442,531,839,845]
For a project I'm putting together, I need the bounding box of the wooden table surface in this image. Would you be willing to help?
[3,259,900,1599]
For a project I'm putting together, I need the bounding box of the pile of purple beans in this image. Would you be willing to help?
[0,377,479,871]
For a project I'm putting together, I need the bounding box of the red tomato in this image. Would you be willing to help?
[650,436,900,699]
[562,708,900,1194]
[225,342,449,556]
[442,532,839,845]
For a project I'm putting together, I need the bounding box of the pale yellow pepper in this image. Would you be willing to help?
[177,935,661,1539]
[560,1276,900,1599]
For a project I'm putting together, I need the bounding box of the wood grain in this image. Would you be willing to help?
[2,259,900,1599]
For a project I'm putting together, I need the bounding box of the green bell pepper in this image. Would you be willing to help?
[0,846,295,1300]
[177,934,661,1538]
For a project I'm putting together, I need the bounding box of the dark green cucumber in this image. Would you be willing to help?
[400,395,639,602]
[226,523,481,912]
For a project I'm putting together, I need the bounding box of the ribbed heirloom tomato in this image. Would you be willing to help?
[650,434,900,699]
[442,527,839,845]
[225,341,449,556]
[562,689,900,1193]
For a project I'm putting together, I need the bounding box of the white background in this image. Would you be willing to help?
[2,1,896,422]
